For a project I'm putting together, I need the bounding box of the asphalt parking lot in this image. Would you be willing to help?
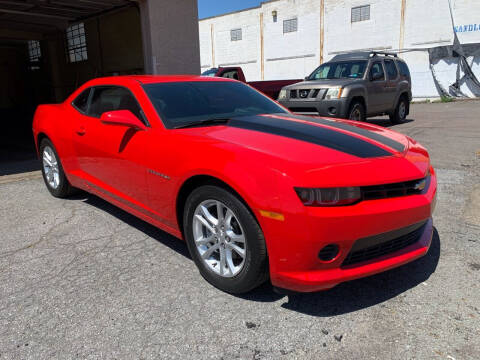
[1,100,479,359]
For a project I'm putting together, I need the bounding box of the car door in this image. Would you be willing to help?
[365,61,387,115]
[384,59,400,110]
[72,85,149,206]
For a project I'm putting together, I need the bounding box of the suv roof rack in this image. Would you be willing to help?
[330,51,398,61]
[370,51,398,58]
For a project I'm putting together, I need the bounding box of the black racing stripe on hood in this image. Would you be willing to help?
[228,115,392,158]
[287,114,405,152]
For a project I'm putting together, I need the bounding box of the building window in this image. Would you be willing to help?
[351,5,370,22]
[230,28,242,41]
[283,18,297,33]
[28,40,41,62]
[66,22,88,63]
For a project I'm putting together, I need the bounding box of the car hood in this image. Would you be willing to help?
[180,113,429,186]
[285,78,362,89]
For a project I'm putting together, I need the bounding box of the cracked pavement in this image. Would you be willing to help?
[1,101,479,359]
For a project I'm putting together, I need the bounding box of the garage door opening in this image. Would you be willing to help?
[0,0,143,176]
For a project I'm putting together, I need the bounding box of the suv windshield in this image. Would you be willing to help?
[307,61,367,80]
[201,68,219,77]
[143,81,287,128]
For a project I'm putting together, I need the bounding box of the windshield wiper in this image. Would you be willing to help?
[174,118,230,129]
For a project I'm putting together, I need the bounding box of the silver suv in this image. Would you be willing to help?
[277,52,412,124]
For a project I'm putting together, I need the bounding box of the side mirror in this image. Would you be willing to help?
[100,110,147,131]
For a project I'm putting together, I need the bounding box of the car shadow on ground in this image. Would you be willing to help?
[78,192,440,315]
[367,117,415,128]
[79,193,191,259]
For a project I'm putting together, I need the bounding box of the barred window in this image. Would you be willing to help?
[66,22,88,63]
[283,18,298,33]
[351,5,370,23]
[230,28,242,41]
[28,40,41,62]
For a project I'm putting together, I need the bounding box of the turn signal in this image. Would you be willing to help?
[294,187,361,206]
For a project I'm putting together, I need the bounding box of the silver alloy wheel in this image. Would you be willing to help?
[193,199,246,278]
[398,101,407,120]
[349,107,362,120]
[42,146,60,189]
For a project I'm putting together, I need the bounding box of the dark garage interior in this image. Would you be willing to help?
[0,0,144,175]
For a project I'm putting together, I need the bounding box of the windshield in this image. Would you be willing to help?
[307,61,367,80]
[143,81,288,128]
[201,68,219,77]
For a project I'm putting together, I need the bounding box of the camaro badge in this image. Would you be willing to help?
[148,169,170,180]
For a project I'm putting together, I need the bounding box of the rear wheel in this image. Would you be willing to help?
[347,100,366,121]
[390,97,409,124]
[40,138,76,198]
[183,185,268,294]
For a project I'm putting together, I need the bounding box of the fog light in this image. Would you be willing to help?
[318,244,339,261]
[328,107,337,115]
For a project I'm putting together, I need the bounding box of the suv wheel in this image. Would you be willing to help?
[183,185,268,294]
[390,97,408,124]
[347,101,366,121]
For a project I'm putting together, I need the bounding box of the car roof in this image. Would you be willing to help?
[85,75,235,86]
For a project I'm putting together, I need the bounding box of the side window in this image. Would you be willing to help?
[221,70,239,80]
[88,86,144,121]
[369,62,385,81]
[72,88,91,114]
[397,61,411,78]
[384,59,398,80]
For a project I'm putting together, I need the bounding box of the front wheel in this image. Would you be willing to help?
[183,185,268,294]
[347,100,366,121]
[40,138,76,198]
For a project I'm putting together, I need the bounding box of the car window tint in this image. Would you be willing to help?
[384,59,398,80]
[88,86,143,120]
[309,61,367,80]
[370,62,385,81]
[221,70,239,80]
[143,81,287,128]
[397,61,411,78]
[72,88,91,113]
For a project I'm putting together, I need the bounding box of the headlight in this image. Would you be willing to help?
[294,187,361,206]
[324,87,343,100]
[278,89,287,100]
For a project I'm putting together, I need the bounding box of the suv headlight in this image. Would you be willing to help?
[324,87,343,100]
[278,89,287,100]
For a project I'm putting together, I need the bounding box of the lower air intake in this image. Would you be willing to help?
[342,221,427,267]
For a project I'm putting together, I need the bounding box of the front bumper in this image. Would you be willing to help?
[261,171,437,293]
[278,98,349,118]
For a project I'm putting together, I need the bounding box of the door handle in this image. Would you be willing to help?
[76,126,86,136]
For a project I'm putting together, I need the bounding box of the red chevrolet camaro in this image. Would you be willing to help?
[33,75,436,294]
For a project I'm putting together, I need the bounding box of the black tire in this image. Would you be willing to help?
[347,100,366,121]
[389,97,409,124]
[183,185,268,294]
[39,138,76,198]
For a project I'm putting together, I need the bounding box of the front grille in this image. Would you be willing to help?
[362,177,429,201]
[342,221,427,267]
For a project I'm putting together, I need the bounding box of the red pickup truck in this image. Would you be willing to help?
[202,67,301,100]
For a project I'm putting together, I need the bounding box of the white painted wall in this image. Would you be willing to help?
[199,0,480,97]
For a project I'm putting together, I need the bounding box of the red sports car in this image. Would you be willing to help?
[33,75,436,294]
